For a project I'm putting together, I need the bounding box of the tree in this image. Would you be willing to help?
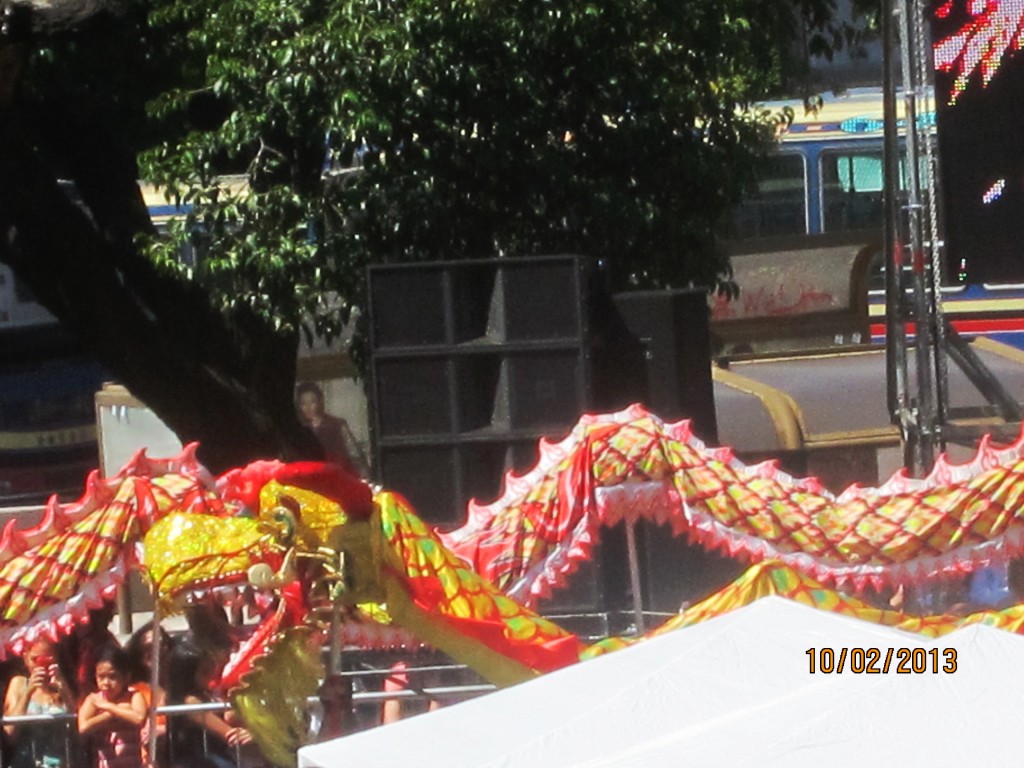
[0,0,871,472]
[0,2,323,472]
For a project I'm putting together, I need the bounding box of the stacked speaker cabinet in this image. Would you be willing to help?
[610,289,718,439]
[608,289,739,614]
[368,260,726,626]
[368,255,601,529]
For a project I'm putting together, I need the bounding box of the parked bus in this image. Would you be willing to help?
[717,86,1024,352]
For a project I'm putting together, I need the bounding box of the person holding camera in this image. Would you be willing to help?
[3,638,78,767]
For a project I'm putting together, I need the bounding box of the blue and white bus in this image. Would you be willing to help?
[719,87,1024,351]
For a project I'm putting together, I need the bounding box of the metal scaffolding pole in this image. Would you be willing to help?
[883,0,948,475]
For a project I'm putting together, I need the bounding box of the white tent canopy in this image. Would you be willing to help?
[298,597,1024,767]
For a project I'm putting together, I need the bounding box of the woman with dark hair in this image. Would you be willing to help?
[124,622,170,766]
[124,623,170,689]
[295,382,367,477]
[3,638,78,768]
[165,643,255,768]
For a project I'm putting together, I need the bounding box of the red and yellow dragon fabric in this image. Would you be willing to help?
[4,405,1024,764]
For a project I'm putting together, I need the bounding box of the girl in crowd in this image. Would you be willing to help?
[124,622,171,766]
[166,642,256,768]
[77,647,148,768]
[3,637,78,768]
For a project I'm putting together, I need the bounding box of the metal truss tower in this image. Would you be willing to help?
[883,0,1023,475]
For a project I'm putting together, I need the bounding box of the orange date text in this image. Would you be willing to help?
[805,647,957,674]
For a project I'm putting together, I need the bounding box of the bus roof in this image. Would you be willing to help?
[140,175,248,226]
[763,87,935,143]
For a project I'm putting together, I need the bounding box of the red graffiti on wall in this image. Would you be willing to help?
[711,284,838,321]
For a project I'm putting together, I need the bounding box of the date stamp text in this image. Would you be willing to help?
[806,647,957,674]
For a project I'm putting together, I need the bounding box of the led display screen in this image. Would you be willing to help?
[932,0,1024,284]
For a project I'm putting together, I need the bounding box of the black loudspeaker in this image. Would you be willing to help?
[607,289,738,613]
[369,256,616,615]
[368,264,732,618]
[368,255,599,521]
[610,289,718,440]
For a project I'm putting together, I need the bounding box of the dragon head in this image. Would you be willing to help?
[142,460,375,607]
[140,460,386,768]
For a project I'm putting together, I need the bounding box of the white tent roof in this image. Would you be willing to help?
[298,597,1024,767]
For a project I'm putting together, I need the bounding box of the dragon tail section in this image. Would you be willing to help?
[584,558,1024,661]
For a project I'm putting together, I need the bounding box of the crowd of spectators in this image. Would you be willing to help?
[0,591,468,768]
[0,601,266,768]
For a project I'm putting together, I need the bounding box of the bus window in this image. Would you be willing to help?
[731,152,807,238]
[821,150,884,232]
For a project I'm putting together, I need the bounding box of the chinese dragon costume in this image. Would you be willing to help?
[5,404,1024,765]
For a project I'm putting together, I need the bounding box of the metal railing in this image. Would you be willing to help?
[0,675,493,767]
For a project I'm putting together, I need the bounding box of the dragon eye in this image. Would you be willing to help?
[270,506,297,542]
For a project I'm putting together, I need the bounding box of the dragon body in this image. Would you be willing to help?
[442,404,1024,599]
[6,405,1024,764]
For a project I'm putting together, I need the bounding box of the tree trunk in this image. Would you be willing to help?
[0,33,323,474]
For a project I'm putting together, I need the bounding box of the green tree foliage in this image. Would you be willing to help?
[142,0,861,344]
[0,0,874,468]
